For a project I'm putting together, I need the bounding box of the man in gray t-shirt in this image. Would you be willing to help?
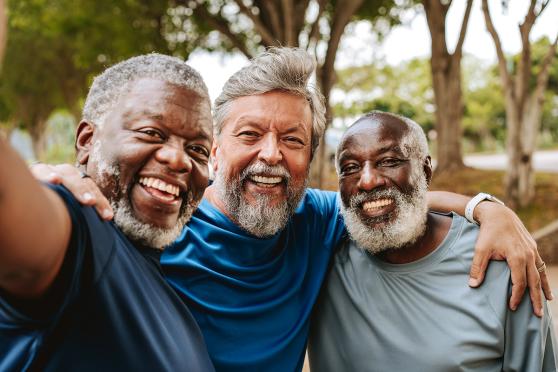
[308,111,557,371]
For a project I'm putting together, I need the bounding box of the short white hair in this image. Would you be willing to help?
[83,53,209,127]
[335,111,429,174]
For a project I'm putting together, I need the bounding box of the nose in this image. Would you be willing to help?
[357,162,386,191]
[257,134,282,165]
[155,143,192,173]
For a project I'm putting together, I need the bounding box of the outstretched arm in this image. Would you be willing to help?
[0,137,71,298]
[427,190,551,317]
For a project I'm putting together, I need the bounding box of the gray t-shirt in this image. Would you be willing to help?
[308,213,557,371]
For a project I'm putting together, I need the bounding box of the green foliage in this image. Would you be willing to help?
[333,57,435,133]
[334,50,558,153]
[0,0,179,153]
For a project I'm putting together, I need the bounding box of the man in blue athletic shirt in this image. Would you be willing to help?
[32,48,551,372]
[308,112,557,371]
[0,55,215,371]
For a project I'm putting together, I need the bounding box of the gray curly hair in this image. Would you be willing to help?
[83,53,209,127]
[213,47,326,156]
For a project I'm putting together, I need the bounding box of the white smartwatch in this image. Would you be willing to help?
[465,192,505,225]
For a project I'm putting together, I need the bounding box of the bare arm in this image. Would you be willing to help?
[0,137,71,298]
[427,190,551,317]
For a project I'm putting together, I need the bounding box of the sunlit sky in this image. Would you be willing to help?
[187,1,558,102]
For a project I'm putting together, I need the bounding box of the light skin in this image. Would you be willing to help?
[31,90,551,316]
[0,78,212,299]
[206,91,312,214]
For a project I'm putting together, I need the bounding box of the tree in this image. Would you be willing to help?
[482,0,558,208]
[333,57,435,132]
[0,0,6,67]
[0,0,173,158]
[172,0,399,186]
[422,0,473,172]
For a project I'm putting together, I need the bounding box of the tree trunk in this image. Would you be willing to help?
[504,102,521,209]
[29,120,47,161]
[0,0,7,69]
[424,0,471,173]
[431,55,465,172]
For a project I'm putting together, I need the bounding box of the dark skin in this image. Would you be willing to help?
[0,78,212,299]
[77,78,213,229]
[337,115,451,264]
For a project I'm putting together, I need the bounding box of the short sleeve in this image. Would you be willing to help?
[0,184,114,327]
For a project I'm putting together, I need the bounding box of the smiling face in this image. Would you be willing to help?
[211,90,312,237]
[337,114,431,253]
[78,78,212,248]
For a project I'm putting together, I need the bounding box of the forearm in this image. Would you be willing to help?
[0,137,71,297]
[426,191,471,216]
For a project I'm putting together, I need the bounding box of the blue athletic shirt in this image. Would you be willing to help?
[0,185,214,372]
[161,189,345,372]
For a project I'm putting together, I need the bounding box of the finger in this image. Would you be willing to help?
[508,253,527,312]
[526,260,543,317]
[535,251,553,301]
[84,178,113,220]
[540,269,553,302]
[52,164,113,220]
[68,174,113,221]
[469,248,491,288]
[30,164,62,184]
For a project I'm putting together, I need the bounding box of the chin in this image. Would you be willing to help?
[112,194,198,249]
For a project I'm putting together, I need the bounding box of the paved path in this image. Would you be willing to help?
[464,150,558,173]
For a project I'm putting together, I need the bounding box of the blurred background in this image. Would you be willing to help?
[0,0,557,333]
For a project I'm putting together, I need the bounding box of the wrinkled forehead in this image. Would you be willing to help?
[337,117,410,159]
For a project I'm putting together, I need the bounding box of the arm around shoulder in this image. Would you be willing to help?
[0,137,72,298]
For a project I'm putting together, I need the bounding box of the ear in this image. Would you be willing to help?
[75,121,96,166]
[210,141,219,174]
[423,155,433,186]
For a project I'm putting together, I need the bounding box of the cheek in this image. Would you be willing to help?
[191,164,210,197]
[285,150,311,179]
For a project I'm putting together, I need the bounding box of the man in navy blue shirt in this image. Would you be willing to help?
[0,54,214,371]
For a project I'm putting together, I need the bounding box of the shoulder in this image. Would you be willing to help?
[297,189,339,216]
[47,184,119,280]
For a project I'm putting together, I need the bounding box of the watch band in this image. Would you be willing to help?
[465,192,505,225]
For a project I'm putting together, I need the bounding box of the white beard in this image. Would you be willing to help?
[340,165,429,254]
[212,161,307,238]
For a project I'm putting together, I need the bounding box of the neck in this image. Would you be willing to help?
[203,184,234,220]
[378,213,452,264]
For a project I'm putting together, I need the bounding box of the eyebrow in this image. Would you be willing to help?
[337,143,406,161]
[233,116,310,136]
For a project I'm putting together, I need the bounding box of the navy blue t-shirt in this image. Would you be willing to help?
[0,185,214,371]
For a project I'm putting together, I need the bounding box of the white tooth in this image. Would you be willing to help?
[174,186,179,196]
[165,184,173,194]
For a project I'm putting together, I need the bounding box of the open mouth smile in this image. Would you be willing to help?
[361,198,395,217]
[247,174,284,188]
[138,176,181,204]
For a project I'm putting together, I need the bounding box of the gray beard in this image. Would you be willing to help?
[90,141,197,249]
[213,161,307,238]
[340,167,429,255]
[112,194,198,249]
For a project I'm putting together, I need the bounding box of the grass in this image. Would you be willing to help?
[430,168,558,232]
